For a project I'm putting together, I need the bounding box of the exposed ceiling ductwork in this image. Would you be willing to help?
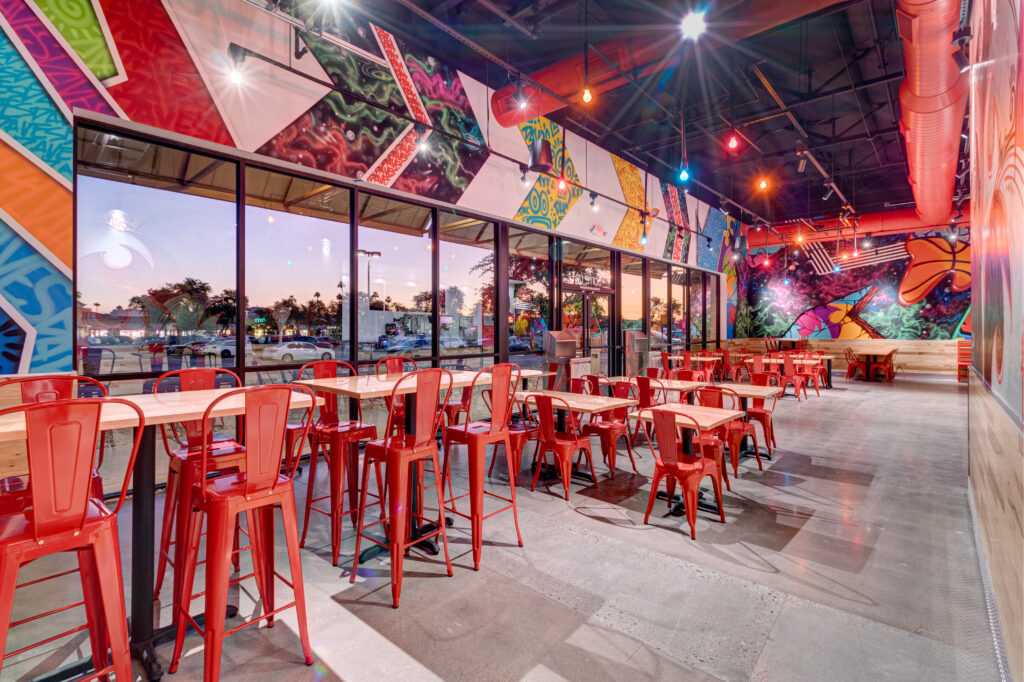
[895,0,970,224]
[489,0,848,128]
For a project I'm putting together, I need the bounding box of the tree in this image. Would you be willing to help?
[442,285,464,316]
[207,289,245,331]
[368,291,384,311]
[412,290,433,312]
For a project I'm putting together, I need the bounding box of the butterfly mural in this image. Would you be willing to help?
[897,237,971,305]
[785,286,882,339]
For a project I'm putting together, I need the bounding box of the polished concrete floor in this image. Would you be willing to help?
[3,374,1000,681]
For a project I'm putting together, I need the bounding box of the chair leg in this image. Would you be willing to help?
[171,461,195,622]
[643,472,663,524]
[504,435,524,548]
[347,441,361,528]
[299,442,320,548]
[682,481,698,540]
[78,547,109,678]
[622,433,639,473]
[327,441,345,567]
[467,439,486,570]
[202,506,236,681]
[430,451,454,579]
[387,459,410,608]
[169,505,204,674]
[280,494,315,665]
[665,476,677,509]
[559,451,572,500]
[0,556,18,679]
[583,444,599,488]
[91,529,132,682]
[254,507,276,626]
[349,455,375,583]
[709,471,725,523]
[154,465,179,599]
[603,432,616,478]
[530,447,548,492]
[440,432,457,513]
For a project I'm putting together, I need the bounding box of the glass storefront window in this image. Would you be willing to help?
[75,128,237,376]
[670,268,688,349]
[621,255,643,333]
[706,273,719,342]
[439,212,494,355]
[357,195,433,363]
[689,270,705,347]
[244,167,350,368]
[649,261,669,350]
[508,229,550,354]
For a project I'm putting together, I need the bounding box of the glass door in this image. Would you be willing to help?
[561,287,611,375]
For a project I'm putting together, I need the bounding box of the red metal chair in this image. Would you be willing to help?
[659,351,673,375]
[374,356,418,436]
[0,375,108,508]
[743,373,779,455]
[350,369,454,607]
[844,347,866,379]
[640,409,724,539]
[956,340,971,383]
[582,380,638,478]
[696,386,762,476]
[169,384,317,679]
[295,361,379,566]
[152,369,244,612]
[642,366,663,380]
[796,354,823,396]
[630,375,666,446]
[441,364,524,569]
[871,349,896,382]
[527,394,598,499]
[0,398,144,680]
[541,362,563,390]
[781,356,808,400]
[484,388,538,484]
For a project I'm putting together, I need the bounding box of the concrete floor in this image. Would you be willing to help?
[3,374,1000,681]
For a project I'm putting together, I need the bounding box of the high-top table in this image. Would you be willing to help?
[746,355,836,388]
[0,387,321,681]
[851,351,891,381]
[293,368,553,568]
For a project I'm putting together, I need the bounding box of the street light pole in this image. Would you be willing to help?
[356,249,381,303]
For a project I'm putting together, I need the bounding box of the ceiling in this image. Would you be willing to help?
[364,0,949,224]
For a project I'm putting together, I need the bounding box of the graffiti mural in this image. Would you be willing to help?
[735,231,972,341]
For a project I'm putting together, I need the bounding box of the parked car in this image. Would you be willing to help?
[315,337,342,347]
[262,342,334,363]
[201,336,254,359]
[439,335,467,350]
[508,336,532,352]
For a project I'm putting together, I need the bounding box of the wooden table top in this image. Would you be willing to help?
[605,376,706,392]
[295,368,553,399]
[668,355,720,363]
[0,387,322,445]
[851,351,891,358]
[714,382,785,399]
[631,403,744,430]
[746,357,820,366]
[514,389,637,414]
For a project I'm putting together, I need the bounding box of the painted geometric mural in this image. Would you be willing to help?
[0,0,731,373]
[735,231,972,341]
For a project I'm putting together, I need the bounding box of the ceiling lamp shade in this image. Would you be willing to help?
[528,138,554,173]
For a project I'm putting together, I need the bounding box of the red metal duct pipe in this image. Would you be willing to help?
[896,0,969,224]
[490,0,846,128]
[746,203,970,249]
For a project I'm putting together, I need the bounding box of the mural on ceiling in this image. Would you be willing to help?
[735,231,972,341]
[970,0,1023,418]
[0,0,730,373]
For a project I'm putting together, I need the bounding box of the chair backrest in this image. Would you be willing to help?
[696,386,723,409]
[568,377,588,394]
[0,375,108,405]
[783,356,797,377]
[469,363,520,434]
[0,398,144,540]
[376,356,416,378]
[606,381,634,420]
[526,394,578,441]
[660,352,671,372]
[153,368,242,452]
[583,374,603,396]
[648,408,701,467]
[748,373,776,409]
[643,367,662,380]
[542,362,562,390]
[384,368,452,448]
[750,356,765,373]
[634,375,665,409]
[669,369,699,382]
[297,360,359,426]
[200,385,315,498]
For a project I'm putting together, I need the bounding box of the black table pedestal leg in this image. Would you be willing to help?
[826,359,833,388]
[129,425,162,681]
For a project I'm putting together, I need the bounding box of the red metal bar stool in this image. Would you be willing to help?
[582,380,638,478]
[0,398,144,679]
[527,394,598,499]
[152,369,244,613]
[781,356,808,400]
[640,409,724,539]
[743,372,779,455]
[441,364,524,570]
[169,384,317,680]
[350,368,453,608]
[295,361,380,566]
[629,375,665,446]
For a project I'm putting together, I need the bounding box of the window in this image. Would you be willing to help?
[244,166,350,369]
[649,261,669,350]
[357,195,433,362]
[508,228,550,355]
[706,273,719,342]
[689,270,705,347]
[75,128,237,377]
[621,255,643,333]
[439,212,494,356]
[671,268,688,349]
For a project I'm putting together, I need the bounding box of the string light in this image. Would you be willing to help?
[680,11,706,40]
[582,85,593,103]
[558,177,567,191]
[229,69,243,85]
[758,177,768,190]
[679,167,690,182]
[727,134,739,150]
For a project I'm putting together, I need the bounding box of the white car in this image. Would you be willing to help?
[202,336,253,359]
[262,342,334,363]
[439,335,467,350]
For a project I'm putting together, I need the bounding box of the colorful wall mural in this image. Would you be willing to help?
[734,230,972,341]
[971,0,1023,418]
[0,0,731,373]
